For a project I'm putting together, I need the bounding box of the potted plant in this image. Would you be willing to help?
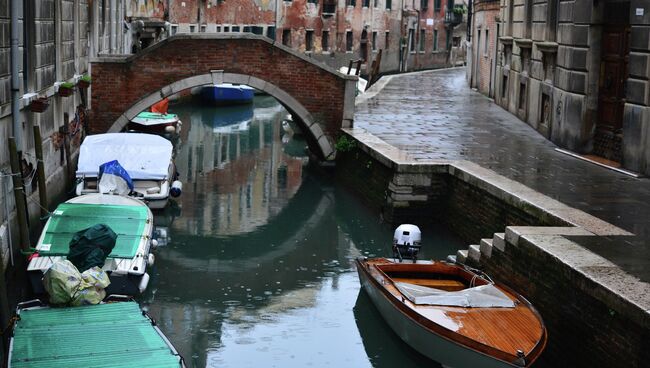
[30,96,50,113]
[58,82,75,97]
[78,74,91,89]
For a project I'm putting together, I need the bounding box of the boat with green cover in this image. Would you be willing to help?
[8,299,184,367]
[27,193,155,296]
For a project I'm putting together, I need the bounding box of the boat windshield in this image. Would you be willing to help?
[395,282,515,308]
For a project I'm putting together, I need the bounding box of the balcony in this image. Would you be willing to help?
[445,8,464,26]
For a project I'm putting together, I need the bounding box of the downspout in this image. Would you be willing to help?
[11,0,22,151]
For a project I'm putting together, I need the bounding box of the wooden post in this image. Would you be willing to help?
[63,113,73,191]
[8,138,30,251]
[33,126,48,220]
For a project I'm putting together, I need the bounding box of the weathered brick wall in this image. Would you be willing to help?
[444,175,567,243]
[91,36,347,138]
[470,0,499,95]
[478,236,650,368]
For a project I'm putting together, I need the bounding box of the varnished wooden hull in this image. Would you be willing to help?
[356,258,546,368]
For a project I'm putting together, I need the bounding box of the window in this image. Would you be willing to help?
[421,0,428,9]
[419,30,425,52]
[232,26,240,32]
[201,25,207,33]
[484,30,489,56]
[252,26,264,35]
[446,29,450,50]
[453,36,461,47]
[374,0,378,7]
[347,0,356,6]
[243,26,251,33]
[171,25,179,35]
[282,29,291,46]
[323,0,337,13]
[386,0,391,9]
[346,31,353,52]
[308,0,318,3]
[190,24,196,33]
[306,30,314,51]
[385,31,390,50]
[224,26,230,32]
[372,31,377,51]
[216,26,221,32]
[408,29,415,52]
[433,29,438,51]
[267,26,276,40]
[363,0,369,7]
[322,31,329,51]
[434,0,440,11]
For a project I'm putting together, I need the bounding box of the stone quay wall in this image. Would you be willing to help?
[341,128,649,367]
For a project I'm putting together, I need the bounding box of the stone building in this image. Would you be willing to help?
[146,0,468,75]
[0,0,127,275]
[489,0,650,175]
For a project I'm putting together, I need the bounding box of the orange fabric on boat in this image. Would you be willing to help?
[151,98,169,114]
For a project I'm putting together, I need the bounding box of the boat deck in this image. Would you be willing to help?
[361,258,546,365]
[10,301,183,367]
[38,203,149,258]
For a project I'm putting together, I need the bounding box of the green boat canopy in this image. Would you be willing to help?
[39,203,149,259]
[11,302,182,367]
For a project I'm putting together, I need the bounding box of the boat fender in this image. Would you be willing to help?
[148,253,155,267]
[165,125,176,133]
[138,272,151,294]
[151,238,159,250]
[170,180,182,197]
[146,186,161,194]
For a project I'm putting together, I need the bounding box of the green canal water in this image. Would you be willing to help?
[143,96,464,367]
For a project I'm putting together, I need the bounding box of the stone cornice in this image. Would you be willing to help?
[536,41,559,54]
[514,38,533,49]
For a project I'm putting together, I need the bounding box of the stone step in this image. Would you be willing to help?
[479,238,493,259]
[456,249,468,264]
[468,244,481,263]
[492,232,506,252]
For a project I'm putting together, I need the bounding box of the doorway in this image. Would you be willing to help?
[594,1,630,162]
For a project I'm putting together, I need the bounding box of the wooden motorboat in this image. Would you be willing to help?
[356,258,547,368]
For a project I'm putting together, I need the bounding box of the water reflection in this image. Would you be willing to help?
[144,96,465,367]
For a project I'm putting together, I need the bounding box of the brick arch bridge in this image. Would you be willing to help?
[90,34,357,159]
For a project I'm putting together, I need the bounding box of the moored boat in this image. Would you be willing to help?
[200,83,255,105]
[27,194,155,296]
[128,111,182,139]
[75,133,181,209]
[356,257,547,367]
[8,297,184,367]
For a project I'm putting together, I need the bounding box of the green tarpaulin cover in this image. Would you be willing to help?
[38,203,149,259]
[10,302,182,367]
[67,224,117,272]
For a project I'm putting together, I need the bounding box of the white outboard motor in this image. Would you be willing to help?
[392,224,422,263]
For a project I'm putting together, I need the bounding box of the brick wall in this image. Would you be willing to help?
[469,0,499,95]
[90,36,348,139]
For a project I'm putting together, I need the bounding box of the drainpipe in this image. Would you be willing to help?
[11,0,22,151]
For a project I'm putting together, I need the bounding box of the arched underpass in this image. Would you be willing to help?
[90,34,358,159]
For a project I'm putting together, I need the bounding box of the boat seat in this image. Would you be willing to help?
[392,278,466,291]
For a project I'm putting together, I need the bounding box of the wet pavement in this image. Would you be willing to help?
[354,67,650,282]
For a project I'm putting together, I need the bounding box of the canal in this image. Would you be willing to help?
[142,95,465,367]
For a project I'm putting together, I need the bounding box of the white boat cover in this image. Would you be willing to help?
[395,282,516,308]
[76,133,172,180]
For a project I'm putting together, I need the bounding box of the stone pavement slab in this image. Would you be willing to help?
[354,67,650,282]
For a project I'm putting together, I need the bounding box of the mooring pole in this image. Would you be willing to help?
[63,114,73,191]
[8,138,30,251]
[33,126,48,220]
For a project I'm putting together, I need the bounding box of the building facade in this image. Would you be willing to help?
[149,0,467,75]
[466,0,499,95]
[486,0,650,175]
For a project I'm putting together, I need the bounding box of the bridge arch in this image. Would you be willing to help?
[90,34,358,159]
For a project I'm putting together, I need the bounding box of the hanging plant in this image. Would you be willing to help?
[78,74,91,89]
[58,82,75,97]
[30,96,50,113]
